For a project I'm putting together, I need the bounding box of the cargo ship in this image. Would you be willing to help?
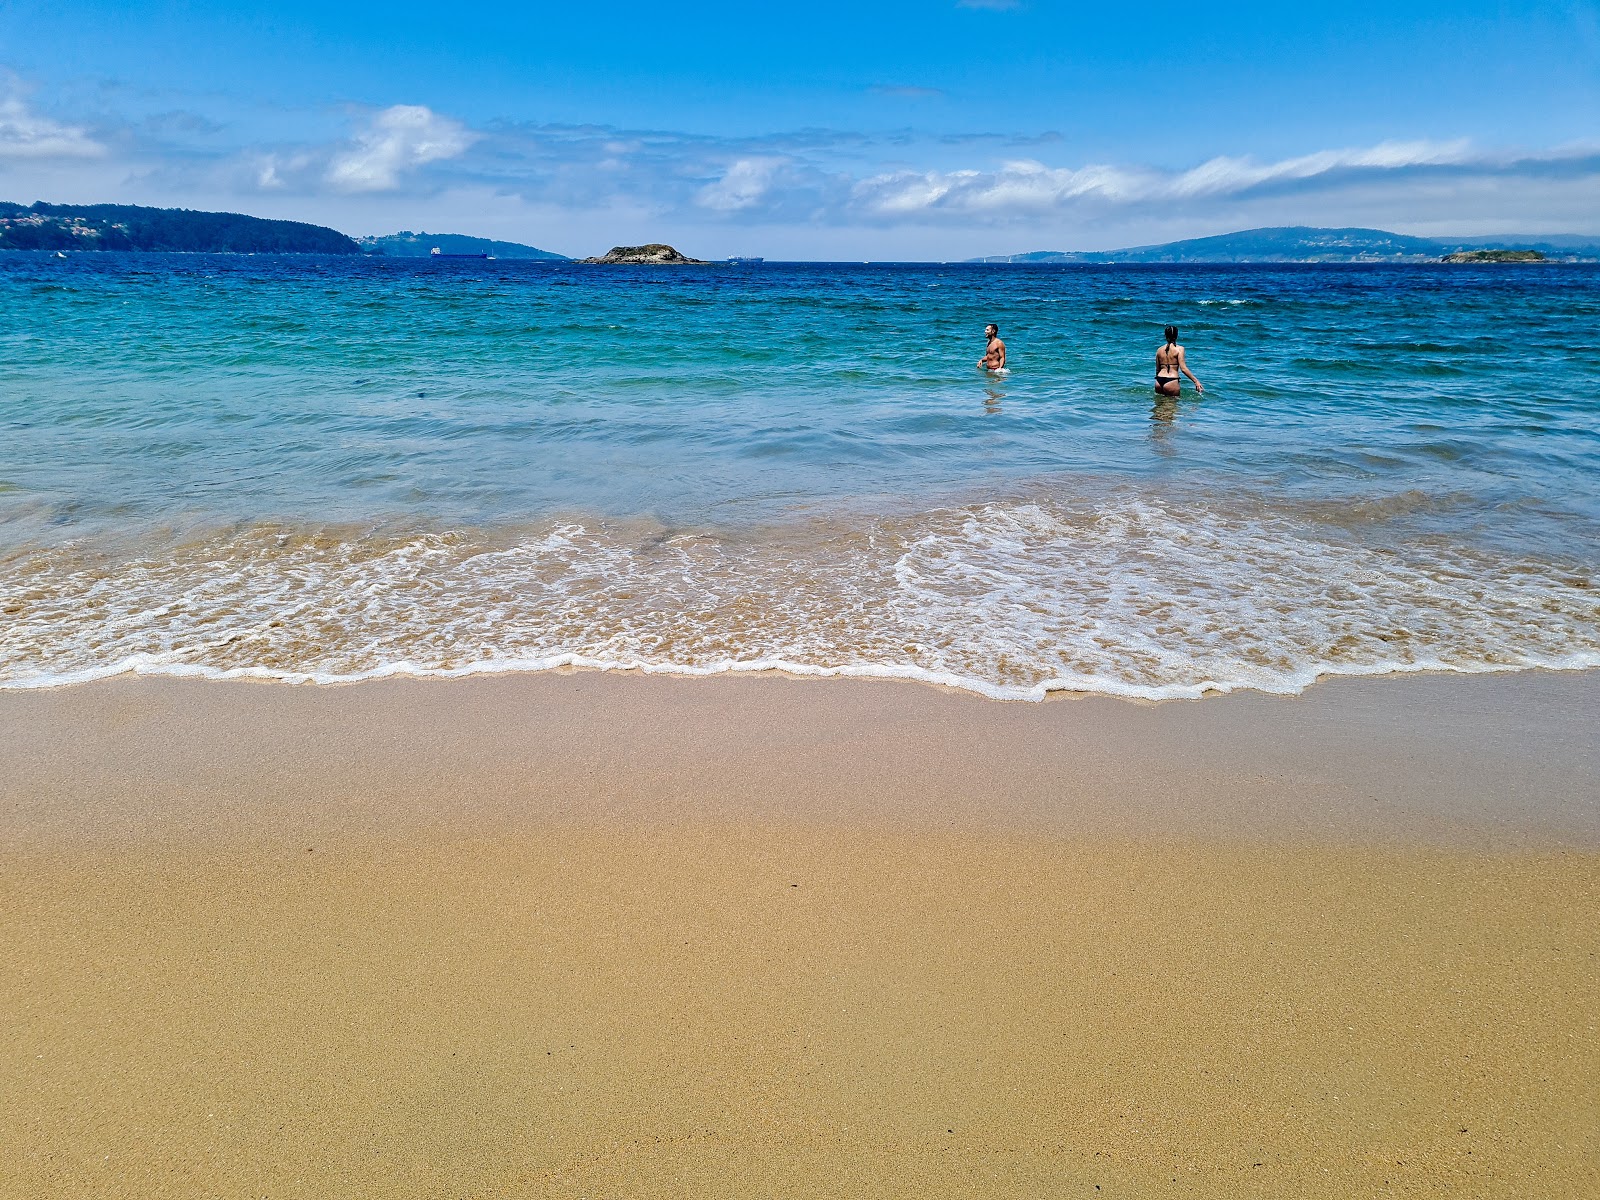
[431,247,491,260]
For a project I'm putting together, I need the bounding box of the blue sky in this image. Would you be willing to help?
[3,1,1597,258]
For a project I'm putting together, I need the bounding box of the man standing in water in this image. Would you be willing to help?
[1155,325,1202,396]
[978,323,1007,372]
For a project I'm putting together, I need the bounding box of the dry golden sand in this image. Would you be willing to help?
[1,670,1597,1198]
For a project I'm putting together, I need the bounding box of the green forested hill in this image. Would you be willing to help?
[972,226,1600,263]
[0,202,360,253]
[358,231,568,259]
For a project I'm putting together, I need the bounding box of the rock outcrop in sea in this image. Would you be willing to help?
[580,244,706,264]
[1442,249,1547,264]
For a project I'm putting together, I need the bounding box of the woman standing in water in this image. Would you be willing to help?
[1155,325,1202,396]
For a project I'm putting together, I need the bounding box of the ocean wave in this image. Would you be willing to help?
[2,493,1596,701]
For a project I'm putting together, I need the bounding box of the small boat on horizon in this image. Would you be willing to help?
[725,256,764,265]
[431,247,490,260]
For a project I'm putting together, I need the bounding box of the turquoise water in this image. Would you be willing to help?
[3,253,1597,698]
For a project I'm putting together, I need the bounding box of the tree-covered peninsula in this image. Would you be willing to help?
[358,231,567,259]
[0,202,360,254]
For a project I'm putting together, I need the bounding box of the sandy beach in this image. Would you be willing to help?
[3,669,1597,1197]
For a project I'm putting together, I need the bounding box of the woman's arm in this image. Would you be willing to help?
[1178,348,1203,393]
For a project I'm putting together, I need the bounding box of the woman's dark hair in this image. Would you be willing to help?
[1164,325,1179,343]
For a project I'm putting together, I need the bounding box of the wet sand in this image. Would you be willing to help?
[2,670,1597,1197]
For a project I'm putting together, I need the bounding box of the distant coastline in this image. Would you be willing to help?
[971,225,1600,264]
[9,204,1596,264]
[0,201,359,255]
[0,202,575,260]
[358,231,567,260]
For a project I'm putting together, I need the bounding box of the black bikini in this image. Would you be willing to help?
[1156,344,1180,386]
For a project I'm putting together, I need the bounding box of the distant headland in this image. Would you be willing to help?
[0,202,360,254]
[580,244,706,265]
[0,203,575,260]
[972,226,1598,264]
[0,204,698,262]
[358,231,567,260]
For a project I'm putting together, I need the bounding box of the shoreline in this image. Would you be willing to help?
[8,478,1595,708]
[6,651,1600,706]
[4,669,1597,1196]
[3,666,1596,850]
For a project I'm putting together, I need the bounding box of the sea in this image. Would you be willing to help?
[3,253,1597,701]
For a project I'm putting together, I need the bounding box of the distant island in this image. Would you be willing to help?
[0,201,359,254]
[580,244,706,265]
[972,226,1599,264]
[358,231,567,260]
[1442,249,1547,264]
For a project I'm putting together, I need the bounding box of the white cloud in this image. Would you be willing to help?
[0,87,105,159]
[696,157,788,211]
[253,150,316,190]
[325,104,475,193]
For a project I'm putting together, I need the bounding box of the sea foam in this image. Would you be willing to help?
[3,491,1596,700]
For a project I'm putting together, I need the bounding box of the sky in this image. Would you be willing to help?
[2,0,1597,259]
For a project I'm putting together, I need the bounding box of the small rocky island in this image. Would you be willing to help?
[1442,249,1547,264]
[580,243,706,264]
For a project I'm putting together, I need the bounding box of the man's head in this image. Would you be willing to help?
[985,323,999,339]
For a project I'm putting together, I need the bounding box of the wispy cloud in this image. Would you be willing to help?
[138,110,226,139]
[6,72,1597,258]
[325,105,476,192]
[98,109,1600,241]
[848,140,1511,219]
[0,80,105,159]
[937,129,1063,148]
[870,85,946,100]
[1169,140,1477,198]
[228,104,478,195]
